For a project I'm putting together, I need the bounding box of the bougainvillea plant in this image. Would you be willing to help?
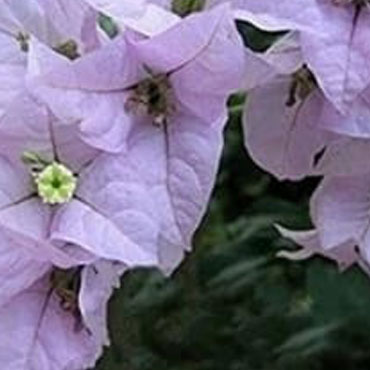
[2,0,370,368]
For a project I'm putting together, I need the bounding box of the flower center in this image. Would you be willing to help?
[54,40,80,60]
[171,0,206,16]
[15,33,80,59]
[36,162,77,204]
[22,152,77,204]
[50,267,82,313]
[125,73,175,126]
[16,32,30,52]
[286,66,317,107]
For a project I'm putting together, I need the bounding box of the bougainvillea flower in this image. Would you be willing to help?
[0,0,100,76]
[29,4,244,272]
[242,32,303,91]
[242,31,370,180]
[29,4,243,151]
[233,0,370,113]
[0,105,159,269]
[242,35,336,180]
[85,0,231,34]
[0,257,124,370]
[244,77,370,179]
[0,223,124,369]
[2,0,100,55]
[124,0,245,18]
[243,75,332,180]
[276,226,359,272]
[276,172,370,276]
[311,174,370,264]
[84,0,180,36]
[0,0,101,160]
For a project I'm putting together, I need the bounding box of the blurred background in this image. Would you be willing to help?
[95,22,370,370]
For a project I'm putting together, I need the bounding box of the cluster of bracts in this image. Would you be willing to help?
[1,0,369,368]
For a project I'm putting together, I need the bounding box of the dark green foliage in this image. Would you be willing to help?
[95,95,370,370]
[235,21,287,52]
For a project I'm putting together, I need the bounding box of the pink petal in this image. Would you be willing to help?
[171,5,244,122]
[132,4,232,73]
[311,174,370,262]
[277,225,357,271]
[0,274,101,370]
[243,78,330,180]
[51,197,159,267]
[79,260,125,346]
[126,111,224,273]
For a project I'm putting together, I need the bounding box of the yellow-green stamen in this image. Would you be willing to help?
[36,162,77,205]
[54,40,80,60]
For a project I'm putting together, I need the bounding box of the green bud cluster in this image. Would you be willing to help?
[171,0,206,17]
